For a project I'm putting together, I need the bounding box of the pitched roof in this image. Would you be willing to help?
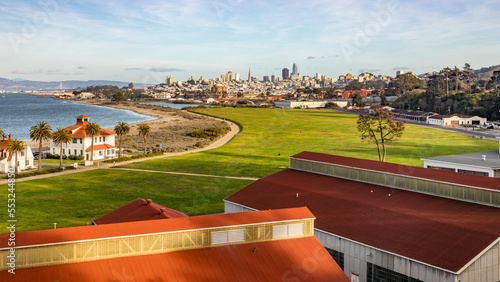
[75,114,90,118]
[291,151,500,191]
[0,207,315,248]
[85,143,116,151]
[70,127,116,138]
[0,237,348,281]
[93,198,188,225]
[225,168,500,273]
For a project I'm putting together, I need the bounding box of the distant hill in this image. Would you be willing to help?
[474,64,500,80]
[0,78,149,92]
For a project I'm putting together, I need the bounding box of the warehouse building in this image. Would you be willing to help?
[0,207,348,281]
[225,151,500,281]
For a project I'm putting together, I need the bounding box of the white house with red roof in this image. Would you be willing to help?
[0,134,34,173]
[49,115,116,161]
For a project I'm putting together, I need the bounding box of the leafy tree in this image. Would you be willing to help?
[6,139,26,174]
[379,93,388,106]
[461,63,476,91]
[114,122,130,158]
[30,121,52,171]
[365,80,387,90]
[85,122,101,162]
[389,73,422,95]
[138,123,151,154]
[52,128,72,168]
[357,109,405,162]
[352,93,365,107]
[440,67,452,96]
[112,91,127,102]
[345,81,366,91]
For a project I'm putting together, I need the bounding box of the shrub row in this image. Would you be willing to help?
[188,126,231,140]
[45,153,84,160]
[3,166,76,179]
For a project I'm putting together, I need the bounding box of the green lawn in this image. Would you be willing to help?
[0,169,252,232]
[119,108,498,178]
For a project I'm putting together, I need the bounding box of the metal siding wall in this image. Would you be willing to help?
[290,158,500,207]
[458,241,500,282]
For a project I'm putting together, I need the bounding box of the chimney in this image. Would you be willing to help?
[8,134,12,141]
[146,199,153,204]
[159,208,166,214]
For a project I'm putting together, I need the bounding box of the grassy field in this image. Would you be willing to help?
[119,108,498,178]
[1,108,496,232]
[0,169,252,232]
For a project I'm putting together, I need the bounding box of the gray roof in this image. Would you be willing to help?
[421,151,500,169]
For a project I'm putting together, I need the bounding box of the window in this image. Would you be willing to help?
[211,229,245,245]
[457,169,489,177]
[427,165,456,172]
[325,247,344,270]
[67,149,71,155]
[72,138,77,144]
[103,137,106,142]
[80,150,83,155]
[26,160,29,165]
[99,151,102,156]
[99,137,102,142]
[94,137,97,143]
[63,149,65,155]
[367,262,423,282]
[79,138,82,144]
[272,223,304,238]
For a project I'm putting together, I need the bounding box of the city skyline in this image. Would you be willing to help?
[1,1,500,84]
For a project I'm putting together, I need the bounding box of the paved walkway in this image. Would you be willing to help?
[111,167,258,181]
[0,118,244,185]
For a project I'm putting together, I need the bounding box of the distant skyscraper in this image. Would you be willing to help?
[263,76,270,83]
[235,72,240,81]
[248,68,251,82]
[165,76,173,85]
[292,63,298,75]
[282,68,290,80]
[271,74,276,83]
[396,70,402,76]
[128,82,135,89]
[316,73,322,80]
[227,71,233,81]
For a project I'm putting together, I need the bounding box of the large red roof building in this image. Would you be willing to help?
[49,115,116,161]
[0,207,348,281]
[225,151,500,282]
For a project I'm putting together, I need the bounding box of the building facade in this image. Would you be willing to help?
[49,115,116,161]
[0,135,34,173]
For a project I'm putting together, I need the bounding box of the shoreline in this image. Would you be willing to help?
[26,100,233,154]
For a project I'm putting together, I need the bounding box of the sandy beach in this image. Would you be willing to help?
[26,101,232,153]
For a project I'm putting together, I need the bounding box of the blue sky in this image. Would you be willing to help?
[1,0,499,84]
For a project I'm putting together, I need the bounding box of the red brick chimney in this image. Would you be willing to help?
[8,134,13,141]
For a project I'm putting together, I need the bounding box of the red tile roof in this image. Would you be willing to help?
[75,114,90,118]
[70,127,116,138]
[291,151,500,191]
[0,237,348,281]
[225,168,500,272]
[0,207,315,248]
[93,198,188,225]
[85,143,116,151]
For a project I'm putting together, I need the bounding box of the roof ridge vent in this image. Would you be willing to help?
[146,199,153,204]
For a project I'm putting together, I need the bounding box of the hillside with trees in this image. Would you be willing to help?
[392,63,500,120]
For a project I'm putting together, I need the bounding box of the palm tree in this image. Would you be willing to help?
[114,122,130,158]
[52,128,72,168]
[84,122,101,162]
[6,139,26,174]
[0,127,4,138]
[138,123,151,154]
[30,121,52,171]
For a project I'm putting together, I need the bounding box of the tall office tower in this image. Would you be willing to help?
[227,71,232,81]
[316,73,322,80]
[248,68,251,82]
[128,82,135,89]
[235,72,240,81]
[282,68,290,80]
[292,63,298,75]
[271,74,276,83]
[396,70,402,76]
[165,76,173,85]
[263,76,270,83]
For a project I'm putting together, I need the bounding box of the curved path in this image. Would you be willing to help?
[0,118,242,185]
